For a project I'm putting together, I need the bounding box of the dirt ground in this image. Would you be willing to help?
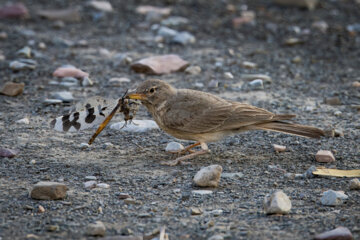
[0,0,359,239]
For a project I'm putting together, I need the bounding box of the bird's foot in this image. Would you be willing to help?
[161,149,209,166]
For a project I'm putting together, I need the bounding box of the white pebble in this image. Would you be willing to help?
[97,183,110,189]
[84,181,97,189]
[263,190,292,214]
[224,72,234,79]
[80,143,90,149]
[320,190,348,206]
[16,117,29,124]
[193,165,223,187]
[165,142,184,152]
[192,190,213,195]
[110,120,159,132]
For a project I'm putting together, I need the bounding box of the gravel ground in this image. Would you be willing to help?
[0,0,359,239]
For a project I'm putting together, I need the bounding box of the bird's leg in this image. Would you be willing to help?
[161,143,209,166]
[167,142,200,155]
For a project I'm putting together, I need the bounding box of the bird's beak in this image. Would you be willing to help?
[126,92,147,101]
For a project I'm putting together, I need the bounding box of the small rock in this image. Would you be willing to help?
[352,81,360,88]
[10,59,37,70]
[136,6,172,16]
[110,120,159,132]
[284,37,304,46]
[263,190,292,215]
[38,205,45,213]
[273,144,286,152]
[320,190,348,206]
[232,10,256,28]
[16,46,31,58]
[314,227,353,240]
[208,79,219,88]
[131,55,189,75]
[191,207,203,215]
[43,99,63,105]
[0,82,24,96]
[103,142,114,149]
[292,56,302,63]
[38,42,46,49]
[37,8,81,22]
[334,110,342,117]
[84,181,97,189]
[172,31,196,45]
[157,26,178,38]
[85,176,97,181]
[88,1,113,12]
[208,234,224,240]
[224,72,234,79]
[247,79,264,90]
[0,148,18,158]
[185,66,201,75]
[53,20,65,29]
[165,142,184,152]
[194,82,204,88]
[124,198,137,204]
[312,20,328,33]
[82,77,93,87]
[80,143,90,149]
[161,16,189,26]
[192,190,213,195]
[241,74,272,83]
[242,61,257,69]
[30,160,36,164]
[30,181,68,200]
[193,165,223,187]
[0,3,29,19]
[59,77,78,87]
[26,234,39,239]
[209,209,223,216]
[0,31,8,39]
[349,178,360,190]
[53,66,89,78]
[51,91,74,102]
[46,225,59,232]
[324,97,341,105]
[221,172,244,179]
[108,77,131,86]
[16,117,30,124]
[303,165,317,178]
[315,150,335,163]
[86,221,106,236]
[118,193,131,199]
[97,183,110,189]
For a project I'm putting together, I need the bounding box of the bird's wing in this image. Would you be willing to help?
[162,90,278,134]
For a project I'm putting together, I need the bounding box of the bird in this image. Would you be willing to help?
[126,79,324,166]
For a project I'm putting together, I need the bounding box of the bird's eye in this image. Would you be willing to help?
[149,87,155,93]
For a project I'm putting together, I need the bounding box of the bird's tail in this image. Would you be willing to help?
[253,121,325,138]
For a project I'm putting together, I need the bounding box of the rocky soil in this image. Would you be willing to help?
[0,0,359,239]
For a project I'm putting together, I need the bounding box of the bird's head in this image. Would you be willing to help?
[126,79,176,109]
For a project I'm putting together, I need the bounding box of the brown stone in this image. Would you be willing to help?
[53,67,89,78]
[0,148,18,158]
[131,55,189,75]
[30,181,68,200]
[0,3,29,19]
[349,178,360,190]
[324,97,341,105]
[314,227,353,240]
[315,150,335,163]
[0,82,24,96]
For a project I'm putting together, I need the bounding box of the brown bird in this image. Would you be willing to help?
[126,79,324,165]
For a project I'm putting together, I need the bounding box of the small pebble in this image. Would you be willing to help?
[84,181,97,189]
[38,205,45,213]
[273,144,286,152]
[38,42,46,49]
[324,97,341,105]
[0,31,8,39]
[108,77,131,86]
[30,159,36,164]
[88,1,113,12]
[103,142,114,149]
[97,183,110,189]
[30,181,68,200]
[16,117,29,124]
[208,79,219,88]
[79,143,90,149]
[334,110,342,117]
[16,46,31,58]
[248,79,264,90]
[320,190,348,206]
[241,74,272,83]
[165,142,184,152]
[208,234,224,240]
[161,16,189,26]
[221,172,244,179]
[124,198,137,204]
[284,37,303,46]
[157,26,178,38]
[185,66,201,75]
[85,176,97,181]
[86,221,106,236]
[10,59,37,70]
[349,178,360,190]
[312,20,328,33]
[0,148,18,158]
[82,76,93,87]
[352,81,360,88]
[51,91,74,102]
[172,31,196,45]
[263,190,292,215]
[314,227,353,240]
[315,150,335,163]
[242,61,257,69]
[118,193,131,199]
[224,72,234,79]
[193,165,223,187]
[192,190,213,195]
[191,207,203,215]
